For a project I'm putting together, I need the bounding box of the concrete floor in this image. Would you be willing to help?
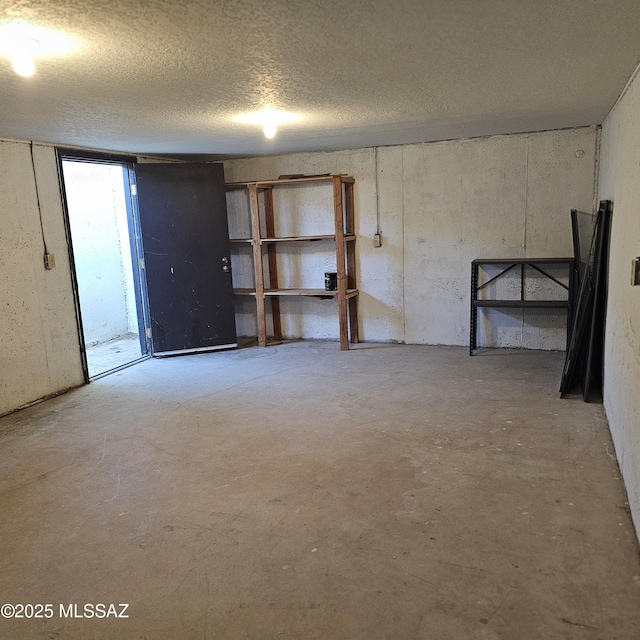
[0,342,639,639]
[86,333,144,378]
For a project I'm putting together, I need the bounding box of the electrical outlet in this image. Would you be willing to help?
[373,233,382,248]
[44,253,56,270]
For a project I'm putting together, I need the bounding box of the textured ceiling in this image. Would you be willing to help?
[1,0,640,159]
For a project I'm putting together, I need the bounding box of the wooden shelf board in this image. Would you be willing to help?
[229,238,252,243]
[226,174,354,189]
[266,288,337,297]
[266,288,358,298]
[235,288,358,299]
[472,257,574,265]
[258,234,356,244]
[473,300,568,308]
[261,234,334,243]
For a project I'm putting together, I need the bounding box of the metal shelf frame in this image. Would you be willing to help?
[470,257,575,355]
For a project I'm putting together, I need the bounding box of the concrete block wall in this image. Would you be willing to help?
[597,67,640,538]
[224,127,597,348]
[0,128,597,416]
[0,140,84,416]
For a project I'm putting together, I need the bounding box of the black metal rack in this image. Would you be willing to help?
[560,201,613,401]
[470,258,575,355]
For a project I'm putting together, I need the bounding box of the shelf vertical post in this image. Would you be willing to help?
[249,183,267,347]
[263,187,282,341]
[470,262,479,355]
[333,176,349,350]
[344,180,359,344]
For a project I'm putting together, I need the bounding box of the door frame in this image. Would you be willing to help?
[56,148,152,381]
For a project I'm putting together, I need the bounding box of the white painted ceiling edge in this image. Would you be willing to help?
[1,0,640,159]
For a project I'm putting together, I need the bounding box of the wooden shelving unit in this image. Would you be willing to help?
[226,174,359,350]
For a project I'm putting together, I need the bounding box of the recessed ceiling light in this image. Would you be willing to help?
[11,40,38,77]
[235,107,301,139]
[0,20,80,77]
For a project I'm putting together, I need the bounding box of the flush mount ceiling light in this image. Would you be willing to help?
[235,107,301,139]
[0,20,80,77]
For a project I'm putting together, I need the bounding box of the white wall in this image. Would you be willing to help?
[0,129,597,417]
[63,161,137,345]
[0,140,84,416]
[597,69,640,539]
[225,127,597,348]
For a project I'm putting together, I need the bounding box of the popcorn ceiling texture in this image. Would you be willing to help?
[0,0,639,156]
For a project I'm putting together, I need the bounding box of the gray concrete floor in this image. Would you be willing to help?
[0,341,639,639]
[86,333,144,378]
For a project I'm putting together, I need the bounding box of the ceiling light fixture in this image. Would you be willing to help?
[235,107,301,139]
[263,121,277,139]
[11,39,38,77]
[0,20,80,77]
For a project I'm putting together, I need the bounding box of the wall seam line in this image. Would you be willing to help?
[602,58,640,129]
[521,139,530,347]
[401,147,406,344]
[593,126,602,211]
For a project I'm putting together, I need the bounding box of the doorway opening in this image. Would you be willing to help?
[61,158,149,378]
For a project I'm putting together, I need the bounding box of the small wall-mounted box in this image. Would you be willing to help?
[44,253,56,270]
[632,257,640,286]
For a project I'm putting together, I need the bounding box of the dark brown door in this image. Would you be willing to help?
[135,162,236,355]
